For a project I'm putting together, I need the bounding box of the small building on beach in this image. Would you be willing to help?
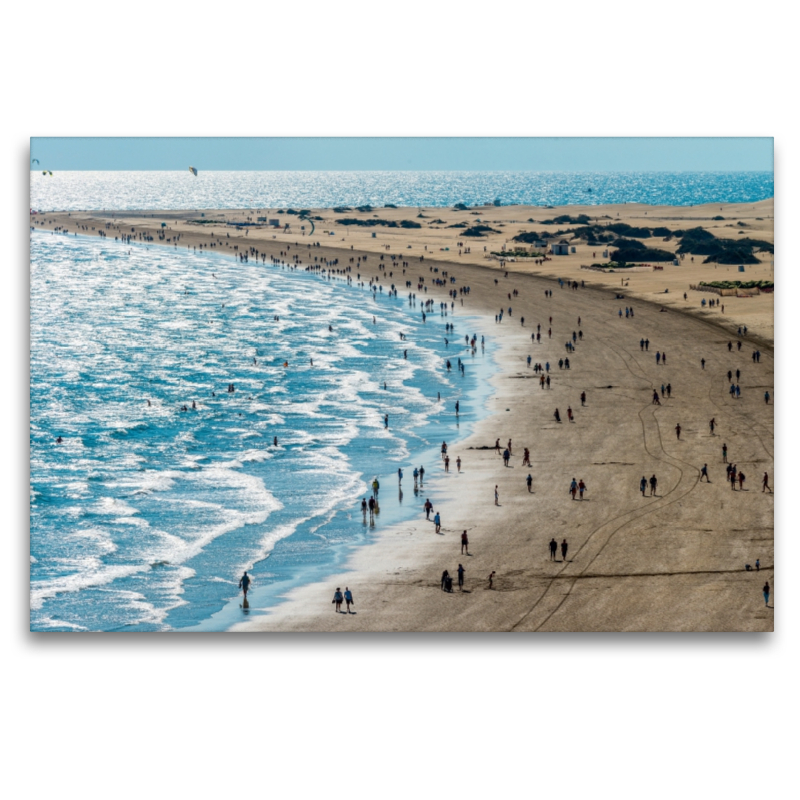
[550,240,570,256]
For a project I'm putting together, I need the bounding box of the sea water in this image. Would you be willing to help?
[30,170,774,212]
[30,231,492,631]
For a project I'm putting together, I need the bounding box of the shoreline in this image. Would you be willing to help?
[30,205,774,631]
[30,198,773,343]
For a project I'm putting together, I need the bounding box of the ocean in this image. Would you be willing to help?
[29,170,774,212]
[30,231,493,631]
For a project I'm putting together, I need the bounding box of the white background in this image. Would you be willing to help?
[2,2,796,798]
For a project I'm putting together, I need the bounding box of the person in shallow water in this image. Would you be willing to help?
[238,571,251,598]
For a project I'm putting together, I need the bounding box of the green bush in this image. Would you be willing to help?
[611,246,674,263]
[453,203,469,211]
[461,225,500,237]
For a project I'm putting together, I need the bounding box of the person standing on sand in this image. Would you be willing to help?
[738,470,745,490]
[503,448,510,467]
[640,476,647,496]
[332,588,344,612]
[765,391,770,404]
[762,472,771,493]
[434,512,441,533]
[569,478,578,500]
[344,587,354,613]
[700,464,710,482]
[581,391,586,406]
[652,390,661,406]
[709,418,716,435]
[526,474,533,493]
[578,480,586,499]
[650,475,658,496]
[763,581,770,606]
[456,456,462,473]
[722,443,728,463]
[461,530,469,554]
[239,571,252,599]
[494,485,499,506]
[457,564,465,591]
[675,423,681,440]
[488,571,496,589]
[701,358,706,369]
[424,498,432,519]
[561,539,569,561]
[444,455,450,473]
[549,538,558,560]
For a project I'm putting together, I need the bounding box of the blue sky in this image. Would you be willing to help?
[29,137,773,171]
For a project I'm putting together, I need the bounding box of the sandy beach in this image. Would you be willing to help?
[30,202,774,631]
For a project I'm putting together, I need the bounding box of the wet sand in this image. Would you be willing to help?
[30,203,774,631]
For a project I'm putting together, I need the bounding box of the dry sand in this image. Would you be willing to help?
[30,202,774,631]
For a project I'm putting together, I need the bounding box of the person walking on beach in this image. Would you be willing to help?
[738,470,745,490]
[526,474,533,493]
[640,476,647,496]
[457,564,465,591]
[239,571,252,599]
[413,467,419,487]
[567,406,574,423]
[762,472,771,492]
[764,390,770,404]
[434,511,442,533]
[755,559,760,572]
[419,465,425,484]
[701,358,706,369]
[700,464,710,482]
[372,478,380,499]
[561,539,569,561]
[344,587,355,613]
[569,478,578,500]
[554,408,561,423]
[494,485,499,506]
[332,587,344,612]
[649,474,658,496]
[675,423,682,440]
[578,479,586,499]
[549,538,558,560]
[581,391,586,407]
[424,498,433,519]
[441,570,451,592]
[461,530,469,554]
[763,581,770,607]
[456,456,462,473]
[722,443,728,463]
[488,571,496,589]
[444,455,450,473]
[368,496,375,521]
[709,418,716,435]
[730,467,737,491]
[652,390,661,406]
[398,468,403,484]
[361,498,368,518]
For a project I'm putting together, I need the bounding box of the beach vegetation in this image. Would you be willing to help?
[356,205,373,213]
[335,218,420,229]
[333,207,351,213]
[610,244,674,263]
[605,222,651,238]
[447,222,468,228]
[384,204,398,208]
[460,225,500,237]
[512,231,546,244]
[713,215,725,220]
[453,203,470,211]
[699,280,773,289]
